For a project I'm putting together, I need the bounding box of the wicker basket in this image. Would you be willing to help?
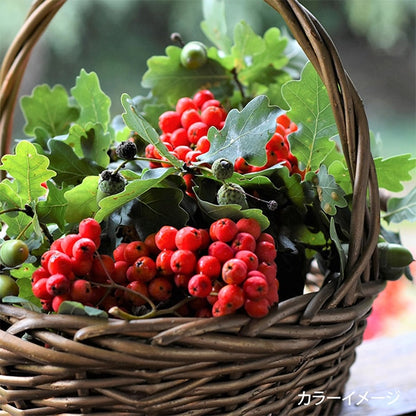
[0,0,385,415]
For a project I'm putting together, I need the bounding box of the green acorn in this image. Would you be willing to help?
[217,183,248,208]
[97,169,127,203]
[212,158,234,181]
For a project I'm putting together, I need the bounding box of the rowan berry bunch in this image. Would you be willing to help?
[144,89,304,185]
[32,216,279,319]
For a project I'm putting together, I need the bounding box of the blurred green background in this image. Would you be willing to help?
[1,0,415,160]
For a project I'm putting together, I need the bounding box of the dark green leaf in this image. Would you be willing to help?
[121,94,182,169]
[2,295,42,312]
[20,84,79,137]
[198,95,281,166]
[95,167,177,222]
[45,139,101,186]
[329,217,346,277]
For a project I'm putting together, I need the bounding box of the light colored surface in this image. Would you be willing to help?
[339,331,416,416]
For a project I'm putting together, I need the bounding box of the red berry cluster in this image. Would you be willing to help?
[145,89,227,170]
[234,113,304,177]
[32,217,279,319]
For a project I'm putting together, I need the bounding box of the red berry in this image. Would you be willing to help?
[217,284,245,312]
[61,234,82,257]
[255,241,277,262]
[111,260,129,284]
[90,254,114,282]
[208,241,234,264]
[113,242,128,262]
[32,277,53,300]
[72,238,96,260]
[148,276,173,302]
[155,226,178,251]
[200,99,221,111]
[257,261,278,281]
[187,121,209,144]
[170,127,190,148]
[40,250,60,269]
[193,89,214,109]
[188,273,212,298]
[236,218,262,240]
[71,256,93,276]
[195,136,210,153]
[159,111,181,133]
[170,249,196,275]
[31,266,49,284]
[244,297,270,318]
[222,258,247,285]
[156,249,174,276]
[231,232,256,253]
[174,273,191,289]
[124,281,149,306]
[200,106,224,129]
[175,226,202,251]
[180,108,201,130]
[46,274,70,296]
[126,256,157,283]
[174,145,192,161]
[276,113,291,129]
[196,255,221,279]
[235,250,259,271]
[257,232,275,245]
[176,97,197,115]
[199,228,211,250]
[52,294,71,312]
[243,275,269,300]
[212,299,229,317]
[210,218,238,242]
[50,238,64,252]
[79,218,101,245]
[143,233,159,256]
[47,252,73,276]
[70,279,93,303]
[124,241,150,264]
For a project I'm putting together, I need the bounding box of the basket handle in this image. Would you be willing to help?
[0,0,66,163]
[265,0,380,307]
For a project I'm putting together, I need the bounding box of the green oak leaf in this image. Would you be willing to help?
[374,154,416,192]
[201,0,232,54]
[70,69,111,128]
[0,179,23,214]
[20,84,79,137]
[141,45,232,107]
[383,187,416,224]
[198,95,281,166]
[315,165,348,215]
[65,122,111,168]
[45,139,101,186]
[121,94,182,169]
[37,181,69,230]
[64,176,99,223]
[282,62,338,171]
[0,140,55,202]
[95,167,176,222]
[328,160,352,195]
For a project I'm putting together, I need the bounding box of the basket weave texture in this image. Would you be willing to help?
[0,0,384,415]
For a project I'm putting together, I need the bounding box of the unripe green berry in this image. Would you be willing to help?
[212,158,234,181]
[180,41,208,69]
[217,183,248,209]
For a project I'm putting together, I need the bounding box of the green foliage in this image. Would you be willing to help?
[383,187,416,224]
[199,95,280,166]
[282,62,338,171]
